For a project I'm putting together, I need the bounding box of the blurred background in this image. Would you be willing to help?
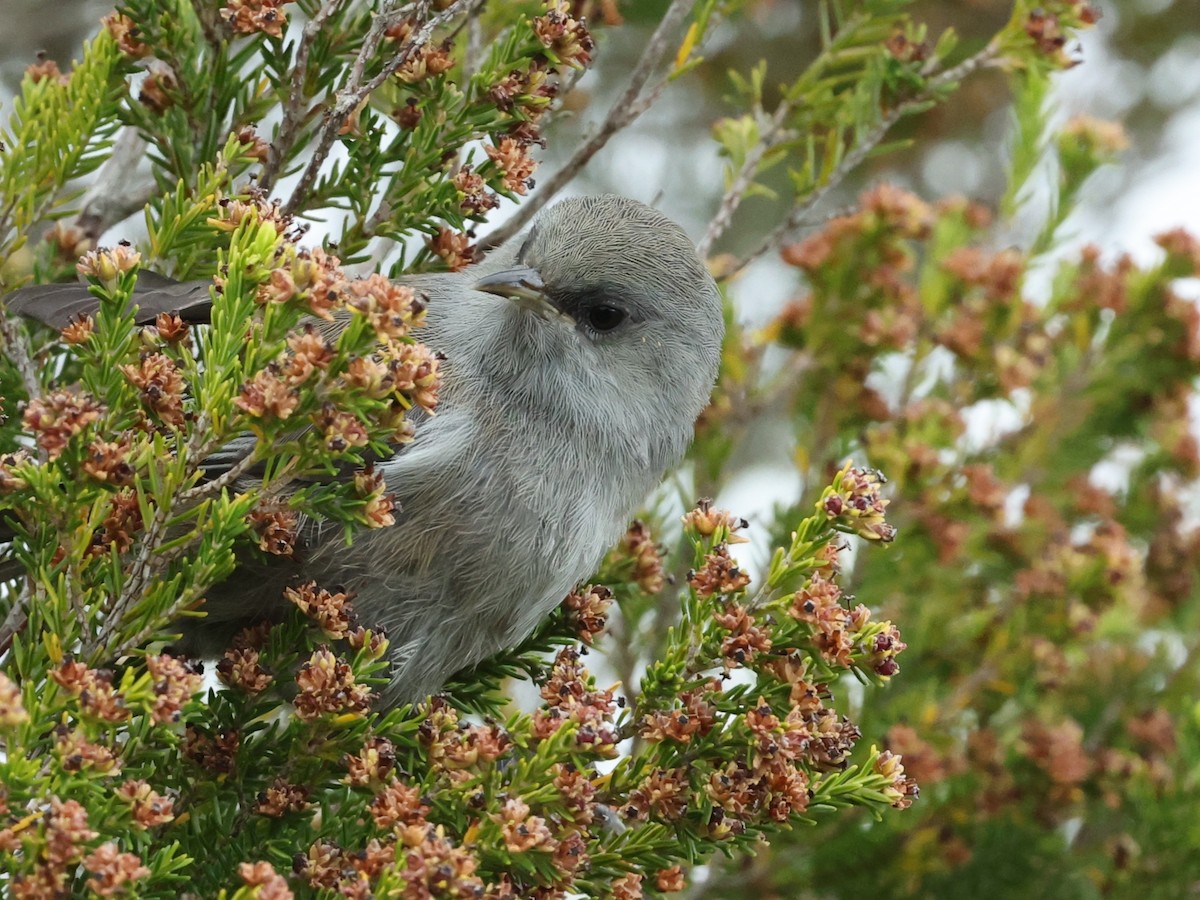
[4,1,1200,897]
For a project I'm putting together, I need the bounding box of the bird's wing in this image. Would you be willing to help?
[0,272,430,580]
[4,275,214,329]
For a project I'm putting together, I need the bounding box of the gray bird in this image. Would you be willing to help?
[1,195,724,706]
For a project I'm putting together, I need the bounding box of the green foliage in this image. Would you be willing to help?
[2,0,1178,897]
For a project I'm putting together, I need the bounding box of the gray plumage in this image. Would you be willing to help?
[3,195,724,707]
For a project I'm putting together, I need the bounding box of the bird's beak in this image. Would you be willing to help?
[472,267,572,323]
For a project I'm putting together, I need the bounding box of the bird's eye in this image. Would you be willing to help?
[586,304,627,332]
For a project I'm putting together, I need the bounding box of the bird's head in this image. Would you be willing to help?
[470,195,724,469]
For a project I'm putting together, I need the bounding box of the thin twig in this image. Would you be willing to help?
[284,0,484,216]
[261,0,356,193]
[0,302,42,409]
[74,127,155,242]
[478,0,697,250]
[721,44,1001,278]
[696,102,793,258]
[177,442,260,506]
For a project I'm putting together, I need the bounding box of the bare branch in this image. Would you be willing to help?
[74,128,155,242]
[283,0,484,217]
[696,103,793,259]
[719,44,1002,279]
[261,0,355,194]
[478,0,697,251]
[0,301,42,409]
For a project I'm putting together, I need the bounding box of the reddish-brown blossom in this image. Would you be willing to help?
[689,545,752,598]
[248,503,300,557]
[121,352,187,425]
[81,436,136,486]
[294,646,372,719]
[485,137,538,195]
[563,584,613,642]
[102,12,148,57]
[217,646,274,694]
[532,1,595,67]
[819,462,895,542]
[221,0,292,37]
[60,314,95,344]
[453,166,499,215]
[640,683,718,743]
[183,724,240,773]
[624,768,691,822]
[344,274,425,341]
[257,777,310,817]
[23,390,103,459]
[370,778,429,830]
[146,654,202,723]
[681,499,749,543]
[45,797,98,867]
[55,726,121,774]
[236,368,300,419]
[83,842,150,896]
[139,61,178,113]
[1021,717,1091,789]
[713,601,771,666]
[25,56,67,84]
[429,227,477,271]
[234,125,271,163]
[656,866,686,892]
[116,780,175,828]
[620,520,665,592]
[285,581,356,639]
[398,39,455,83]
[239,861,294,899]
[345,736,396,787]
[494,798,557,852]
[77,243,141,290]
[610,872,644,900]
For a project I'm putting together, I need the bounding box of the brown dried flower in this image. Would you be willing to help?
[0,671,29,727]
[257,777,310,817]
[248,503,300,556]
[145,653,203,723]
[121,352,187,426]
[453,166,498,215]
[485,137,538,196]
[221,0,292,38]
[532,1,596,67]
[102,12,148,57]
[183,724,240,773]
[217,646,274,694]
[494,798,557,852]
[239,861,294,899]
[285,581,357,639]
[688,544,752,598]
[681,498,749,543]
[294,646,372,719]
[236,368,300,419]
[116,780,176,828]
[23,390,104,459]
[83,843,151,896]
[60,314,95,344]
[429,227,477,271]
[345,736,396,787]
[563,584,613,642]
